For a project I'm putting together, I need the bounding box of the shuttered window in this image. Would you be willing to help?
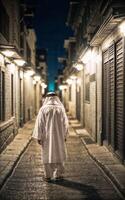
[102,44,115,144]
[115,38,124,158]
[102,38,125,160]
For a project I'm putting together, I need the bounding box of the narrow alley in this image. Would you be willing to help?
[1,0,125,199]
[0,120,124,200]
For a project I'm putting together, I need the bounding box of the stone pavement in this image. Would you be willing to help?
[0,118,125,200]
[69,119,125,198]
[0,119,35,189]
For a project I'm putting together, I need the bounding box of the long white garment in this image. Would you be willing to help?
[32,96,69,164]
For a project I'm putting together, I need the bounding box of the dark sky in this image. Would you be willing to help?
[27,0,73,91]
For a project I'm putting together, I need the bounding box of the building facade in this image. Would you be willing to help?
[0,1,44,152]
[60,0,125,163]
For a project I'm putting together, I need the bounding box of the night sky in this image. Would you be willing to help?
[27,0,73,91]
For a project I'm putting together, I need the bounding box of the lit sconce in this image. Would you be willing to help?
[66,79,73,85]
[8,63,16,74]
[41,82,47,88]
[1,49,15,58]
[81,49,101,64]
[70,75,77,80]
[34,75,41,82]
[59,84,67,90]
[0,53,4,65]
[14,59,26,67]
[119,21,125,36]
[76,78,81,85]
[24,70,35,77]
[81,50,91,64]
[33,80,36,85]
[73,63,83,71]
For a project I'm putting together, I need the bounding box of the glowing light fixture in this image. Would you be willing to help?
[81,50,91,64]
[74,63,83,71]
[66,79,73,85]
[25,70,35,77]
[119,21,125,36]
[1,49,15,57]
[14,59,26,66]
[59,84,67,90]
[41,82,47,88]
[8,63,16,74]
[70,75,77,80]
[76,78,81,85]
[33,80,36,85]
[34,75,41,82]
[0,53,4,66]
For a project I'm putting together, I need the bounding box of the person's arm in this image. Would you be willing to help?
[32,109,44,145]
[62,109,69,141]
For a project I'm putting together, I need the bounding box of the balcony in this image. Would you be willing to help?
[87,0,125,46]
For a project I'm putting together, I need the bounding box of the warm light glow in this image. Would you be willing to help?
[0,53,4,66]
[70,75,77,80]
[66,79,73,85]
[34,75,41,82]
[119,21,125,36]
[76,63,83,71]
[14,59,26,66]
[76,78,81,85]
[1,50,15,57]
[8,63,16,74]
[81,50,91,64]
[33,80,36,85]
[41,82,47,88]
[73,63,83,71]
[81,49,101,65]
[25,70,35,77]
[59,85,67,90]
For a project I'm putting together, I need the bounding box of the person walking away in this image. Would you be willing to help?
[32,92,69,182]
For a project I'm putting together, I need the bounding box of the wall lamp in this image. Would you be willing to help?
[73,62,83,71]
[59,84,67,90]
[0,44,26,67]
[33,74,41,82]
[41,82,47,88]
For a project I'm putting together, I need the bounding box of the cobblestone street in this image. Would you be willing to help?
[0,132,123,200]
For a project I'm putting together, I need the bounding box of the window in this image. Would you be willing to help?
[11,74,14,116]
[85,74,90,102]
[0,71,5,121]
[0,0,10,41]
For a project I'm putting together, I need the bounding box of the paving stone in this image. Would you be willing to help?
[0,137,123,200]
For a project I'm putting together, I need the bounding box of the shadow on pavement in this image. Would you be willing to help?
[51,179,102,200]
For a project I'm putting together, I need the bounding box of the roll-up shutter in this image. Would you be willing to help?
[102,39,125,160]
[109,44,115,146]
[102,44,115,145]
[115,38,124,158]
[102,50,110,142]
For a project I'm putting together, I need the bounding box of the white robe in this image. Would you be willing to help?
[32,96,69,164]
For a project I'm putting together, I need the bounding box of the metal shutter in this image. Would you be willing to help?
[109,44,115,146]
[115,38,124,158]
[102,50,109,142]
[102,44,115,145]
